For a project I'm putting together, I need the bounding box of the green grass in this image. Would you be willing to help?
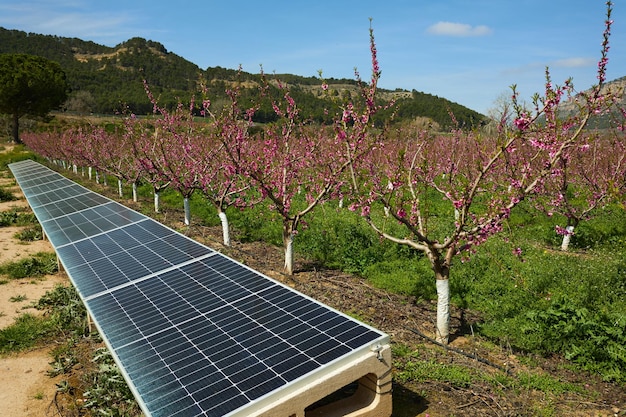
[13,225,43,242]
[0,252,58,279]
[0,208,37,227]
[0,187,17,202]
[0,144,38,169]
[0,285,86,355]
[0,313,56,353]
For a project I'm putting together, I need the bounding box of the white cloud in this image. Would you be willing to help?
[427,21,492,37]
[551,57,596,68]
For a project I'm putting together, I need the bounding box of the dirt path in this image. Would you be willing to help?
[0,161,68,417]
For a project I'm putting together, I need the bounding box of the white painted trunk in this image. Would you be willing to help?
[117,179,123,197]
[132,183,138,202]
[436,279,450,344]
[88,167,92,180]
[154,191,160,213]
[183,197,191,226]
[560,225,575,251]
[95,171,100,184]
[284,233,294,275]
[338,198,344,208]
[218,211,231,246]
[73,164,77,174]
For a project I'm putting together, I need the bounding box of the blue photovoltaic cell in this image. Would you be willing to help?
[9,159,389,417]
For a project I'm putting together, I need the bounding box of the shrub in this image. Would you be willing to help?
[516,296,626,382]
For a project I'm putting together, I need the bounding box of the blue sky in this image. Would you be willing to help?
[1,1,623,114]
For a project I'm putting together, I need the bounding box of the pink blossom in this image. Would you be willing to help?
[514,114,531,131]
[555,225,573,236]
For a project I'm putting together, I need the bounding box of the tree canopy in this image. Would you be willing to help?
[0,53,69,142]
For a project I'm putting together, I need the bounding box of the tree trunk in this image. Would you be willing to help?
[88,167,92,180]
[283,227,295,275]
[428,253,451,344]
[435,278,450,344]
[154,190,160,213]
[218,210,231,246]
[560,225,575,251]
[183,197,191,226]
[117,179,123,197]
[12,113,20,144]
[132,182,138,202]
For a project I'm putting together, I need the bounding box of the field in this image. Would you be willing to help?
[0,142,625,416]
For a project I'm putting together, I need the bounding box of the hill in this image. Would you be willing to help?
[0,27,485,129]
[557,76,626,129]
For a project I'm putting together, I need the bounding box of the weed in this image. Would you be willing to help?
[0,208,37,227]
[9,294,27,302]
[0,313,55,353]
[0,285,86,354]
[395,357,476,388]
[14,226,43,242]
[81,347,140,416]
[0,252,58,279]
[517,371,580,395]
[0,187,16,202]
[48,337,81,377]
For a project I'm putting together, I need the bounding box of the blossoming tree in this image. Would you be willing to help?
[217,25,384,274]
[347,3,615,343]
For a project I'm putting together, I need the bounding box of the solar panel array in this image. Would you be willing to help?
[9,159,389,417]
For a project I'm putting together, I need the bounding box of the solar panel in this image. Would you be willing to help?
[9,159,390,417]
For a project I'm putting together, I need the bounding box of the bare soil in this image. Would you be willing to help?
[1,156,624,417]
[0,171,68,417]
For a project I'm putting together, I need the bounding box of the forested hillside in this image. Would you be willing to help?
[0,27,486,128]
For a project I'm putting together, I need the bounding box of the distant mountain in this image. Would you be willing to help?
[557,76,626,129]
[0,27,486,128]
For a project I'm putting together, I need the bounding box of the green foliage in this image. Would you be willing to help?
[0,252,58,279]
[0,143,37,169]
[0,313,56,353]
[395,356,475,388]
[227,202,282,245]
[0,53,69,142]
[0,285,85,355]
[82,347,141,416]
[14,225,43,241]
[0,27,484,126]
[0,208,37,226]
[0,186,16,202]
[516,297,626,382]
[298,205,422,275]
[569,208,626,249]
[36,284,86,332]
[377,89,486,129]
[364,259,434,299]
